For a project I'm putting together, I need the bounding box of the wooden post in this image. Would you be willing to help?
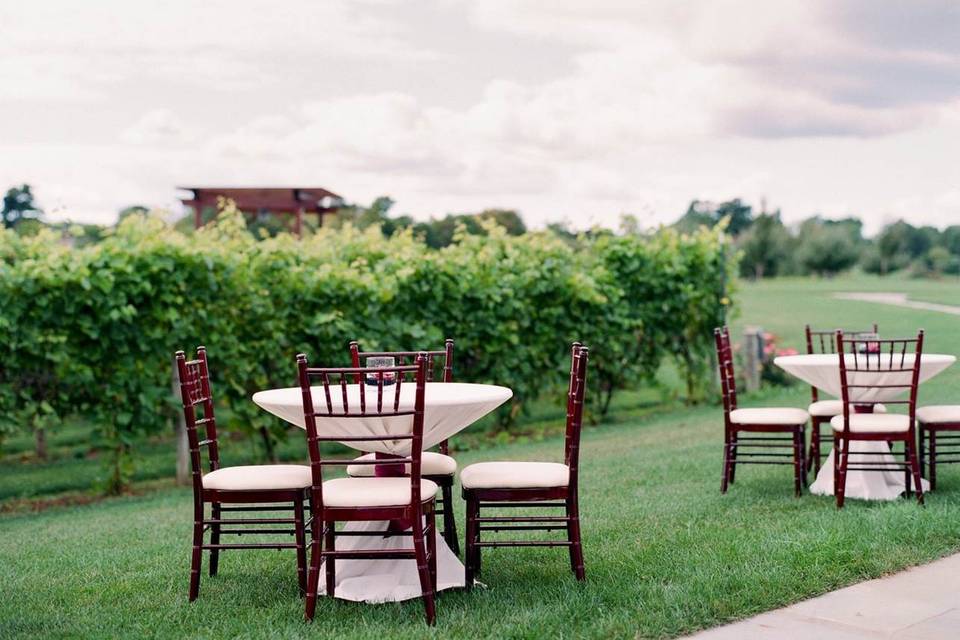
[743,325,763,392]
[173,355,190,485]
[294,208,303,237]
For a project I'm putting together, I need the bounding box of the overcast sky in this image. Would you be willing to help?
[2,0,959,233]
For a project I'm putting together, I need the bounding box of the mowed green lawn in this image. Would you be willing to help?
[5,274,960,640]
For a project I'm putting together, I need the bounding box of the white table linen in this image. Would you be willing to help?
[773,353,955,402]
[252,381,512,602]
[809,444,929,500]
[253,382,512,455]
[774,353,954,501]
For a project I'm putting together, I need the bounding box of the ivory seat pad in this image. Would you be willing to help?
[347,451,456,477]
[917,405,960,424]
[729,407,809,425]
[460,461,569,489]
[202,464,311,491]
[809,400,888,417]
[321,477,437,508]
[830,413,912,434]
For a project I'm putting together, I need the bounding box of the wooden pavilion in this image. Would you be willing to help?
[178,187,344,237]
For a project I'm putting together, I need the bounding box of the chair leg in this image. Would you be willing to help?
[464,492,478,590]
[442,481,460,556]
[792,429,803,497]
[801,427,809,487]
[189,505,203,601]
[720,431,732,494]
[904,441,912,497]
[919,427,927,483]
[566,491,586,581]
[412,507,436,625]
[209,502,220,577]
[929,430,938,492]
[835,435,847,509]
[907,438,925,506]
[294,493,307,596]
[427,507,438,596]
[324,521,336,598]
[807,419,819,474]
[728,433,738,484]
[304,500,322,621]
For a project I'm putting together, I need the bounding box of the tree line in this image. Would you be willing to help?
[8,182,954,280]
[674,199,960,279]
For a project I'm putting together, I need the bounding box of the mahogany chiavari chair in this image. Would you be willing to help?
[804,324,881,474]
[917,405,960,491]
[917,404,960,491]
[461,343,589,588]
[715,327,809,496]
[297,353,438,625]
[175,347,310,602]
[345,339,460,555]
[833,330,925,508]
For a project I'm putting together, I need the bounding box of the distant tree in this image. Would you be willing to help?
[2,184,42,229]
[13,218,45,237]
[873,220,926,275]
[715,199,753,236]
[737,212,791,279]
[117,205,150,223]
[796,223,860,276]
[673,201,716,234]
[820,217,865,244]
[919,246,955,277]
[674,198,753,236]
[546,221,578,242]
[407,209,526,248]
[479,209,526,236]
[63,223,108,247]
[941,225,960,256]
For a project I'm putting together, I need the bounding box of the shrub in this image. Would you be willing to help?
[0,209,734,493]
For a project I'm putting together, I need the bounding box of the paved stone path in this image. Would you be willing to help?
[834,292,960,316]
[681,552,960,639]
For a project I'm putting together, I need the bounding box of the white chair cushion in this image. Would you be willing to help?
[917,405,960,424]
[202,464,312,491]
[808,400,843,417]
[809,400,887,417]
[830,413,912,434]
[346,451,456,477]
[729,407,809,425]
[460,461,569,490]
[321,477,438,508]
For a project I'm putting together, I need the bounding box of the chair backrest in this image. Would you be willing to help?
[835,330,923,432]
[805,323,878,402]
[175,346,222,494]
[714,327,737,419]
[349,339,454,453]
[296,352,428,510]
[349,339,453,382]
[564,343,589,487]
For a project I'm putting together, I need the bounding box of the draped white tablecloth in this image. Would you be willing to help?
[253,382,512,455]
[252,382,512,602]
[773,353,955,402]
[774,353,954,500]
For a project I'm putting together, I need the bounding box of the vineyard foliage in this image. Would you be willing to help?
[0,207,734,492]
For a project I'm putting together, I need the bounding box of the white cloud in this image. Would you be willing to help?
[122,109,190,145]
[1,0,959,233]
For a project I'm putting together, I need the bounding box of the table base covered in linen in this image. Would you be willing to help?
[810,442,930,500]
[318,520,464,602]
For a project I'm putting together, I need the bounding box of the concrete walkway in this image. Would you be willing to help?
[834,292,960,316]
[682,553,960,639]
